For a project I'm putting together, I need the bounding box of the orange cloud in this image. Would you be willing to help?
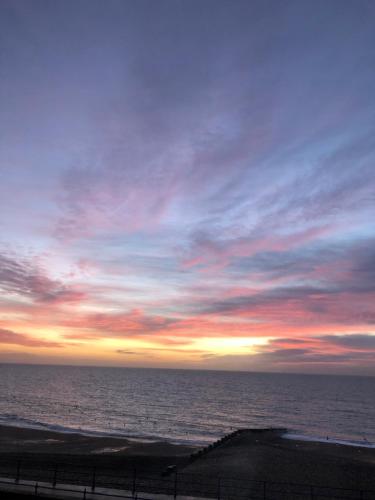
[0,328,63,348]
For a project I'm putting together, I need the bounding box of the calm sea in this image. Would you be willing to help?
[0,364,374,446]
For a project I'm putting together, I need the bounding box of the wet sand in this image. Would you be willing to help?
[0,424,195,457]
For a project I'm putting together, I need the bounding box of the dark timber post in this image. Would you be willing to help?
[217,477,221,499]
[52,464,58,487]
[83,487,87,499]
[174,471,178,499]
[15,459,21,483]
[34,482,38,496]
[262,480,266,500]
[132,467,137,496]
[91,466,96,491]
[310,485,314,500]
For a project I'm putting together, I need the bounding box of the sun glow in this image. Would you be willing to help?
[195,337,269,355]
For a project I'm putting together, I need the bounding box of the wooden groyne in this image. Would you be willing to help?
[187,428,287,464]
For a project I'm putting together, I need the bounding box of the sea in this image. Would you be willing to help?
[0,364,374,447]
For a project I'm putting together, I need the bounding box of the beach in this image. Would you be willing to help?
[184,429,375,492]
[1,424,375,497]
[0,424,196,477]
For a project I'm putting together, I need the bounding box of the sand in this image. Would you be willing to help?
[0,424,195,457]
[0,425,375,497]
[182,429,375,492]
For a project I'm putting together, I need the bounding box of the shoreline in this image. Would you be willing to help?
[283,432,375,449]
[0,418,209,446]
[0,423,198,457]
[0,425,374,491]
[1,418,374,450]
[1,422,375,460]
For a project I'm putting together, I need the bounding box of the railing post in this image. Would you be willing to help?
[15,459,21,483]
[132,467,137,497]
[310,485,314,500]
[91,466,96,491]
[34,482,38,496]
[217,477,221,500]
[263,480,266,500]
[83,487,87,499]
[52,464,58,488]
[359,490,364,500]
[174,471,178,499]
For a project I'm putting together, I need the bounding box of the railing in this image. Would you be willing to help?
[0,456,373,499]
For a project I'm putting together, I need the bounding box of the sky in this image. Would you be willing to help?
[0,0,374,375]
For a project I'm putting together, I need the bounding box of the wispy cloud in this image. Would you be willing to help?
[255,334,375,364]
[0,251,85,304]
[0,328,63,348]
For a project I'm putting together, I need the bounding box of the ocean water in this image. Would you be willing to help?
[0,364,374,446]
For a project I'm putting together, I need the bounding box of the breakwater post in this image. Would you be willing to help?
[52,464,58,488]
[187,427,288,464]
[15,460,21,484]
[91,466,96,491]
[188,428,246,463]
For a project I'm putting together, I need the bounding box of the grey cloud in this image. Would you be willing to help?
[194,238,375,324]
[203,285,335,314]
[262,349,375,364]
[49,0,375,241]
[319,334,375,350]
[0,251,85,304]
[273,338,310,345]
[255,334,375,365]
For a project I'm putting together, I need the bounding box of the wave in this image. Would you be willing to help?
[283,432,375,449]
[0,413,206,446]
[0,413,120,437]
[3,413,374,449]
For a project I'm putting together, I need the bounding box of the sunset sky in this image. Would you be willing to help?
[0,0,374,374]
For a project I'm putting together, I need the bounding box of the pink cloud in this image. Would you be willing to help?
[183,225,331,271]
[0,328,63,348]
[0,251,86,305]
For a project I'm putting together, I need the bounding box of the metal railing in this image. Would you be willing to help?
[0,456,373,499]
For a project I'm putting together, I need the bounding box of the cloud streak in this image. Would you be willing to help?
[0,252,85,304]
[0,328,63,348]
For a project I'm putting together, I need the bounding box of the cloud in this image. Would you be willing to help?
[0,328,63,348]
[197,238,375,327]
[62,309,179,337]
[0,251,85,304]
[319,334,375,350]
[50,0,374,244]
[201,285,337,319]
[115,347,209,356]
[61,309,264,341]
[203,333,375,373]
[183,225,332,271]
[258,348,373,364]
[272,338,310,345]
[253,334,375,365]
